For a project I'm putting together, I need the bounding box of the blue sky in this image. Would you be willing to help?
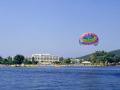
[0,0,120,57]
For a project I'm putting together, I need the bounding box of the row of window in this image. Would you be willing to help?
[34,58,59,60]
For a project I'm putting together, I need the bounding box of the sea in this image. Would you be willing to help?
[0,66,120,90]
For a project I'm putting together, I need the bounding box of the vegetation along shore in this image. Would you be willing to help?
[0,50,120,67]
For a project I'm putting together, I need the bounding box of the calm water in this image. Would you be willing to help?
[0,66,120,90]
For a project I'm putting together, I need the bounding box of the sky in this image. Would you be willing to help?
[0,0,120,57]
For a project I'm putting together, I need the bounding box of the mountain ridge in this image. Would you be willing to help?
[78,49,120,59]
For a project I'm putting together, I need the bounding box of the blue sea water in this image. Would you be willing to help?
[0,66,120,90]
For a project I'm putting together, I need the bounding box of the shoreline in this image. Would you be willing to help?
[0,64,119,67]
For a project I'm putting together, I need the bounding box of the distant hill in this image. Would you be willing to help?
[110,49,120,56]
[78,49,120,60]
[78,54,92,60]
[77,53,92,60]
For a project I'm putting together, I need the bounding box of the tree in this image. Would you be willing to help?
[59,57,64,61]
[64,58,71,64]
[3,59,9,65]
[90,51,108,65]
[53,61,61,64]
[89,51,120,65]
[13,55,25,65]
[114,56,120,64]
[0,56,3,64]
[23,59,32,64]
[7,56,13,65]
[32,57,38,64]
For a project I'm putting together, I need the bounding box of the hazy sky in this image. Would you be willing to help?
[0,0,120,57]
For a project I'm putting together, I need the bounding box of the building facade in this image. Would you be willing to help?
[32,54,59,64]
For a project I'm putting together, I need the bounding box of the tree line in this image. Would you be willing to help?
[0,51,120,66]
[88,51,120,65]
[54,51,120,66]
[0,55,38,65]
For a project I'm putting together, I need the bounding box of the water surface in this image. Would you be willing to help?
[0,66,120,90]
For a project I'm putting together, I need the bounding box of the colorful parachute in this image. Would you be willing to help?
[79,32,99,46]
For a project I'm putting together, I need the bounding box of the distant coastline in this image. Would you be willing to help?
[0,50,120,67]
[0,64,119,68]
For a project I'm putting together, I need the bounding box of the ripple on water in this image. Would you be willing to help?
[0,66,120,90]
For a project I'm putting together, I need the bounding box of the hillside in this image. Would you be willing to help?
[78,49,120,60]
[78,54,92,60]
[110,49,120,56]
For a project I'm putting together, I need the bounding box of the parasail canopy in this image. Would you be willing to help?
[79,32,99,46]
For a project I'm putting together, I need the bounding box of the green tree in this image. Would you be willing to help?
[59,57,64,61]
[32,57,38,64]
[3,59,9,65]
[7,56,13,65]
[23,59,32,64]
[0,56,3,64]
[89,51,120,65]
[53,61,61,64]
[64,58,71,64]
[13,55,25,65]
[90,51,108,65]
[114,56,120,64]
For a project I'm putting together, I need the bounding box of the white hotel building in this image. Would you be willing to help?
[32,54,59,64]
